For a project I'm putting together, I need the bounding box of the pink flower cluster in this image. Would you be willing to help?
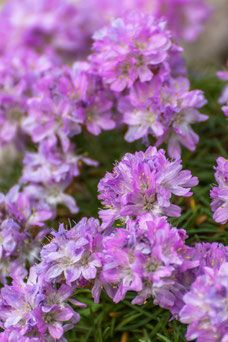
[1,1,226,341]
[0,145,227,341]
[90,11,208,159]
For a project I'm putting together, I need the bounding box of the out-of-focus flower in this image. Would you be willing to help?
[217,62,228,116]
[210,157,228,224]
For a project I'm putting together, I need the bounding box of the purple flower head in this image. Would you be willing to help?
[0,186,50,282]
[192,242,228,272]
[21,143,98,185]
[0,279,43,334]
[22,66,84,153]
[119,75,207,159]
[0,0,100,61]
[23,183,78,217]
[98,146,198,228]
[180,263,228,342]
[154,0,212,42]
[0,48,54,148]
[144,242,228,318]
[217,61,228,116]
[72,62,116,135]
[0,268,82,340]
[38,218,102,285]
[2,184,53,228]
[95,215,195,306]
[90,11,173,91]
[210,157,228,224]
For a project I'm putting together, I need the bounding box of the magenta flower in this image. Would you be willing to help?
[0,0,99,61]
[0,185,50,283]
[22,67,83,153]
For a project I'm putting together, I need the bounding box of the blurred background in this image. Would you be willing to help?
[183,0,228,66]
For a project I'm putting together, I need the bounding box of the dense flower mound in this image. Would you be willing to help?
[217,61,228,116]
[0,6,209,159]
[0,209,227,340]
[0,0,224,341]
[180,262,228,341]
[210,157,228,224]
[98,146,198,227]
[90,11,208,158]
[0,0,211,62]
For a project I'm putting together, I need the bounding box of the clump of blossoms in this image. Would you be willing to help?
[90,11,208,158]
[217,61,228,116]
[0,270,85,341]
[210,157,228,224]
[0,0,99,61]
[0,185,50,283]
[36,218,102,286]
[179,263,228,342]
[0,0,211,62]
[90,11,173,92]
[21,214,199,315]
[98,146,198,228]
[0,211,228,340]
[0,48,55,148]
[19,139,98,217]
[22,62,116,150]
[94,214,198,310]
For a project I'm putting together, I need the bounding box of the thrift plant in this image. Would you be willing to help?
[0,0,227,342]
